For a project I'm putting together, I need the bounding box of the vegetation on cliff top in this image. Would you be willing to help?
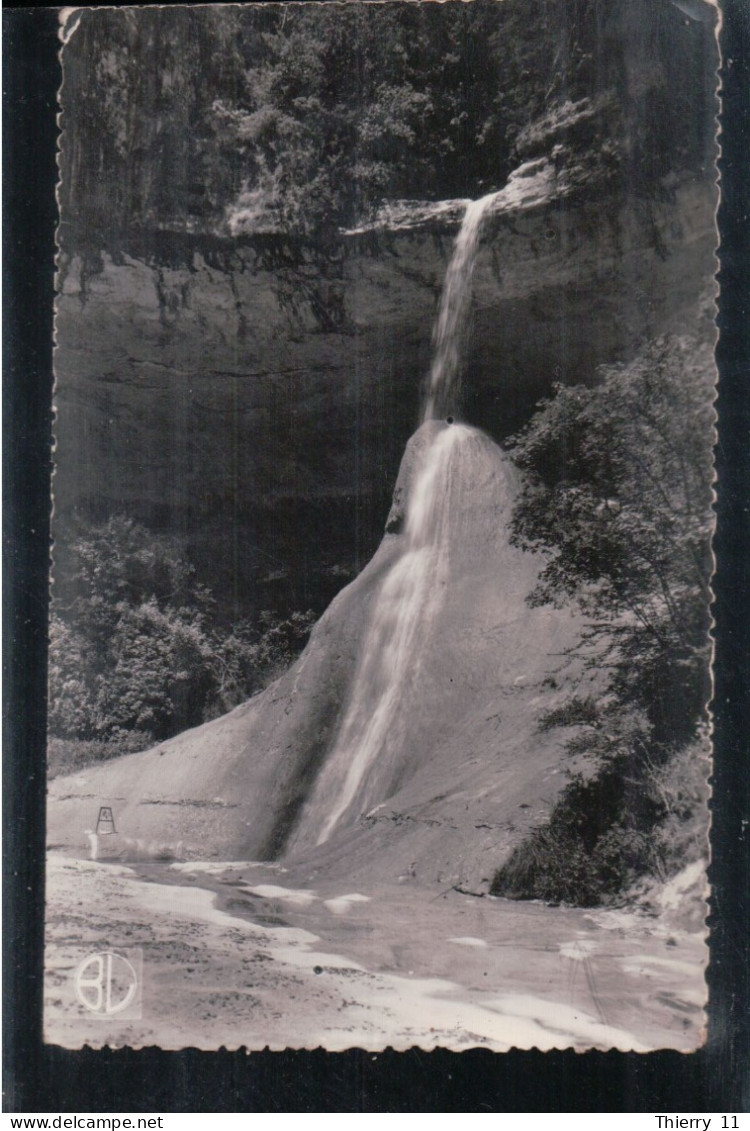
[60,0,715,258]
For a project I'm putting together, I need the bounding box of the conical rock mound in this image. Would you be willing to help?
[48,423,587,886]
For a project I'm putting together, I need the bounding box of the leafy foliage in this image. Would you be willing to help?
[59,0,714,255]
[492,710,663,905]
[49,517,315,755]
[491,727,710,905]
[538,695,600,733]
[60,2,532,244]
[509,331,714,745]
[494,327,715,904]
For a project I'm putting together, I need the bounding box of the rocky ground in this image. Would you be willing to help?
[44,851,707,1053]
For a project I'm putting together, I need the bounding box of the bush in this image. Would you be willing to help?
[92,600,218,740]
[649,734,711,877]
[491,793,658,907]
[491,824,605,906]
[49,517,316,758]
[47,733,153,780]
[211,610,317,715]
[491,730,709,906]
[538,695,601,732]
[492,326,714,907]
[509,330,714,746]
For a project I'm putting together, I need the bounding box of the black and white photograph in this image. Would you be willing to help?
[44,0,719,1054]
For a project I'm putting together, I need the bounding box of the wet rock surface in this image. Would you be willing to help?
[44,854,707,1051]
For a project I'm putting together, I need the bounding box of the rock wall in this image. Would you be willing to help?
[48,425,594,888]
[54,117,717,620]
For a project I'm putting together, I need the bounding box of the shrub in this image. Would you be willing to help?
[491,732,709,906]
[93,600,218,740]
[493,326,714,907]
[509,330,714,746]
[49,517,316,758]
[538,695,601,732]
[47,733,152,780]
[649,733,711,877]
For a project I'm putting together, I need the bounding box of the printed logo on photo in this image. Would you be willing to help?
[74,949,142,1018]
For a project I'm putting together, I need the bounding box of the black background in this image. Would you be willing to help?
[4,1,749,1113]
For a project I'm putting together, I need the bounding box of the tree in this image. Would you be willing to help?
[508,330,714,744]
[62,0,650,251]
[49,517,316,750]
[492,326,715,903]
[50,517,217,741]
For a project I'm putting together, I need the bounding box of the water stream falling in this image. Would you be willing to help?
[306,423,474,846]
[296,193,501,848]
[422,191,499,423]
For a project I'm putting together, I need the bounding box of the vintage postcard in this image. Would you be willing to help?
[46,0,719,1052]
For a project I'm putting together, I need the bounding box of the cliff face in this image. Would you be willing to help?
[53,0,718,619]
[48,424,593,889]
[48,0,718,892]
[54,134,716,618]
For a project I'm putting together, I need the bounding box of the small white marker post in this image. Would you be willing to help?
[95,806,116,835]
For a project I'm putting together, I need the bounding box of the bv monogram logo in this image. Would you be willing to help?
[75,951,139,1016]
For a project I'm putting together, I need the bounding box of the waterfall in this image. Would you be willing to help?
[423,191,498,423]
[292,192,501,848]
[297,423,475,847]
